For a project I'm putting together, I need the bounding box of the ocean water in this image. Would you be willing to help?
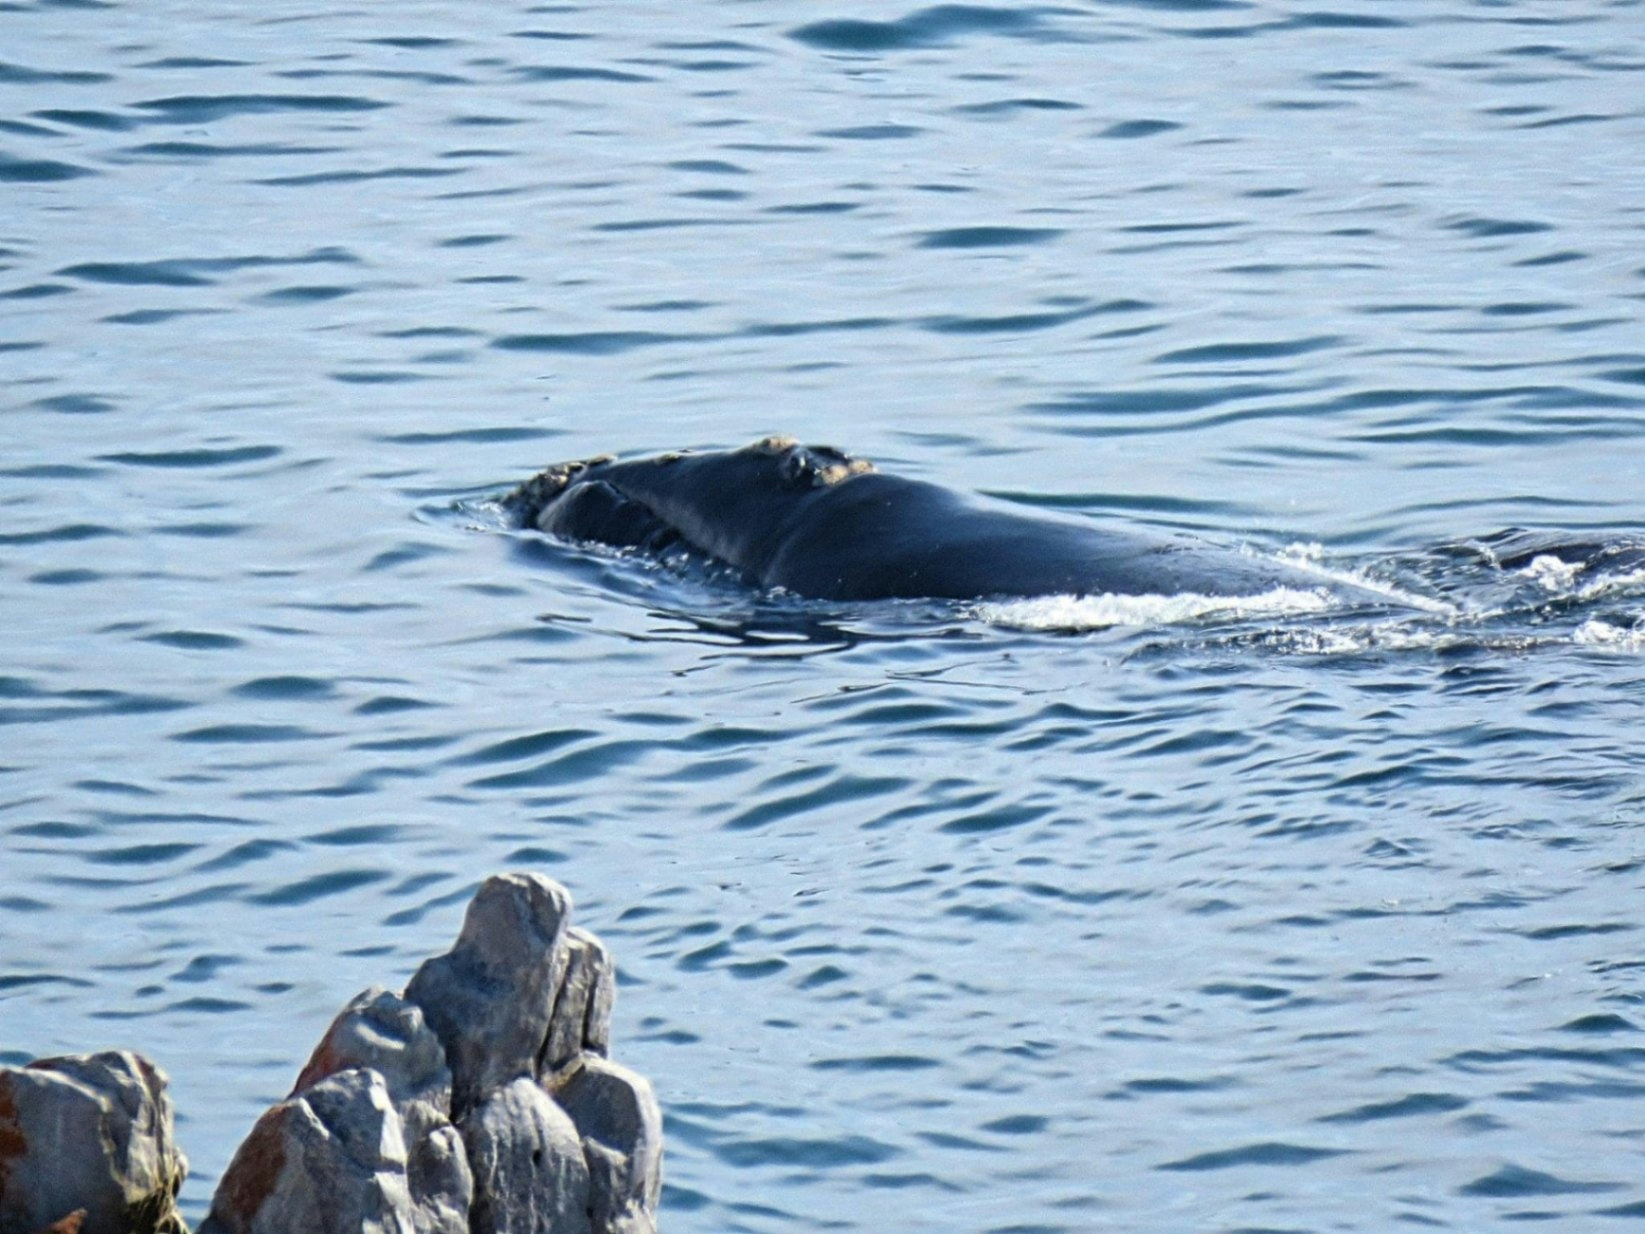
[5,1,1645,1230]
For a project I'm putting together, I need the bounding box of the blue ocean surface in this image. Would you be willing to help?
[5,1,1645,1230]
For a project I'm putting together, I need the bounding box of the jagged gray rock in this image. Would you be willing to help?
[0,1050,187,1234]
[197,870,663,1234]
[462,1077,591,1234]
[540,928,616,1074]
[579,937,615,1062]
[292,986,451,1104]
[549,1058,662,1234]
[199,1068,416,1234]
[290,987,472,1234]
[407,1127,473,1234]
[405,873,572,1118]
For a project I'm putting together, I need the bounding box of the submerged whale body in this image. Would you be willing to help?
[503,436,1374,605]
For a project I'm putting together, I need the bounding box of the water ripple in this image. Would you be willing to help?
[133,93,390,123]
[0,150,94,180]
[917,226,1064,249]
[1159,1141,1348,1171]
[791,6,1055,53]
[1460,1164,1623,1198]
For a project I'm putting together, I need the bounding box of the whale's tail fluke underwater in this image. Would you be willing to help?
[502,436,1395,608]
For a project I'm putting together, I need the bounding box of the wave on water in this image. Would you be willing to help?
[854,540,1645,654]
[981,545,1645,653]
[1273,542,1460,616]
[1573,615,1645,652]
[971,543,1466,636]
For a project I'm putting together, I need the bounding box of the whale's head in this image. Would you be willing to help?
[519,440,875,579]
[588,437,874,573]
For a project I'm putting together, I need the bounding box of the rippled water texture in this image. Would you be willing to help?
[5,2,1645,1230]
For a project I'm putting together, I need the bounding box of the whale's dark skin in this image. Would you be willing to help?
[503,436,1376,604]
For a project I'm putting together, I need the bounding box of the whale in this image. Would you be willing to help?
[502,436,1385,605]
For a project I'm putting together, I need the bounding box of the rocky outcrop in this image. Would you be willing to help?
[201,872,661,1234]
[201,1069,421,1234]
[540,930,616,1074]
[405,874,573,1121]
[1,874,660,1234]
[463,1079,589,1234]
[0,1051,187,1234]
[549,1059,661,1234]
[288,988,472,1233]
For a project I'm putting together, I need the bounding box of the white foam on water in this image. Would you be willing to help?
[1225,619,1578,657]
[974,586,1335,632]
[1573,565,1645,605]
[1521,553,1583,591]
[1574,616,1645,652]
